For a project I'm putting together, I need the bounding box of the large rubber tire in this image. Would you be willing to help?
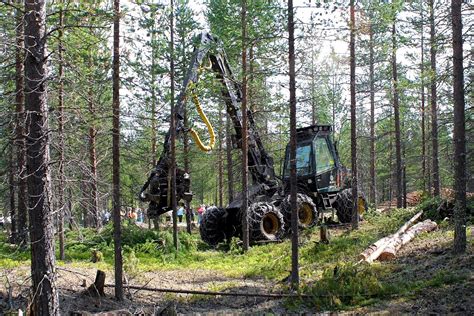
[333,189,368,223]
[200,206,230,246]
[247,202,285,242]
[281,193,318,231]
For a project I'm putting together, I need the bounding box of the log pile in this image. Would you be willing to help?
[360,211,437,263]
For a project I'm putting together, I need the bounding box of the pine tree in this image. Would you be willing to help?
[24,0,59,312]
[112,0,124,301]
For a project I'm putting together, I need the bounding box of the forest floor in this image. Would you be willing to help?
[0,207,473,315]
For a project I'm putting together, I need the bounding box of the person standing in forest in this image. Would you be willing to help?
[177,203,185,223]
[197,204,205,224]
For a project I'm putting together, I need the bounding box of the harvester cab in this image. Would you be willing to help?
[283,125,346,203]
[282,124,362,223]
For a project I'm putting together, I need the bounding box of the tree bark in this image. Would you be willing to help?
[288,0,299,290]
[451,0,466,253]
[151,25,158,168]
[15,0,27,246]
[24,0,59,313]
[429,0,440,197]
[8,141,16,243]
[112,0,123,301]
[169,0,178,251]
[180,29,192,235]
[311,46,316,125]
[86,270,106,297]
[420,4,427,193]
[392,15,403,209]
[57,2,65,260]
[218,105,224,208]
[369,21,376,207]
[150,21,159,232]
[241,0,249,252]
[350,0,358,228]
[88,86,100,229]
[226,114,234,203]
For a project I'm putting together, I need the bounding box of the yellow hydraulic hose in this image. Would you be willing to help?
[187,82,215,152]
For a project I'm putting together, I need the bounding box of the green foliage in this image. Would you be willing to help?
[301,263,391,310]
[419,195,474,223]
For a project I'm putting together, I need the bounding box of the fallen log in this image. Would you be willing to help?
[379,219,437,261]
[360,211,423,263]
[103,283,310,298]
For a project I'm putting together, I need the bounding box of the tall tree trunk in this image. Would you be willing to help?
[151,26,158,167]
[8,142,16,243]
[24,0,59,313]
[112,0,123,301]
[288,0,299,290]
[218,105,224,207]
[420,3,427,193]
[241,0,249,252]
[402,144,407,208]
[57,3,65,260]
[15,0,27,246]
[350,0,359,228]
[150,25,159,232]
[226,114,234,203]
[392,16,403,208]
[369,21,376,207]
[88,86,100,229]
[451,0,466,253]
[429,0,440,196]
[169,0,178,251]
[311,46,316,125]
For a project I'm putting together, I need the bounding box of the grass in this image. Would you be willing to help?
[0,205,472,312]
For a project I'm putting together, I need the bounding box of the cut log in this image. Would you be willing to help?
[360,211,423,263]
[379,220,437,261]
[394,211,424,235]
[359,236,391,261]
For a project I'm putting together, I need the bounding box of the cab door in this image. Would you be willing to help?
[313,136,336,191]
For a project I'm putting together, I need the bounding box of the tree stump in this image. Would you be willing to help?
[320,225,330,244]
[84,270,106,297]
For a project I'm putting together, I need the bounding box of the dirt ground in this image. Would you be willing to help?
[1,265,292,314]
[1,228,472,315]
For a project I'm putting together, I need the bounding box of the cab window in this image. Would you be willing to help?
[285,144,312,176]
[314,137,335,174]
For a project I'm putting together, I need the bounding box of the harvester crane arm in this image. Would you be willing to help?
[139,32,278,217]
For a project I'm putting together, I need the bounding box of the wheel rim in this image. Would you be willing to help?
[262,213,280,236]
[298,203,314,226]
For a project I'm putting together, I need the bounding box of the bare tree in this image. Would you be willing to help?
[218,104,224,207]
[451,0,466,253]
[15,0,27,246]
[392,10,402,208]
[112,0,124,301]
[8,138,16,243]
[169,0,178,251]
[350,0,358,228]
[57,1,65,260]
[226,114,234,203]
[88,80,100,228]
[429,0,440,197]
[241,0,249,252]
[24,0,59,313]
[288,0,299,290]
[420,4,427,193]
[369,19,376,207]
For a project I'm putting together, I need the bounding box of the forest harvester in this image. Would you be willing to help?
[139,32,366,246]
